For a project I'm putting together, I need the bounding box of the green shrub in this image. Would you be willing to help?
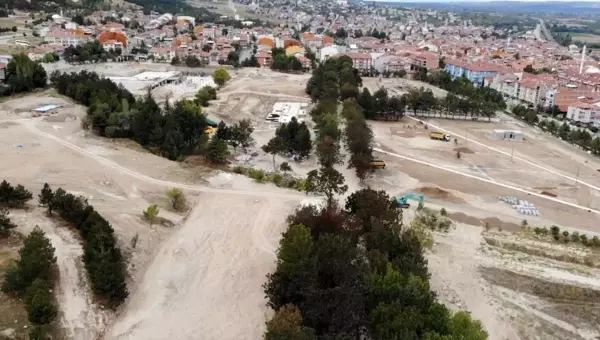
[553,234,560,241]
[270,173,284,187]
[293,179,307,192]
[248,169,266,182]
[232,165,246,174]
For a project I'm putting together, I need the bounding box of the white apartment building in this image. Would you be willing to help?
[567,101,600,126]
[44,29,89,47]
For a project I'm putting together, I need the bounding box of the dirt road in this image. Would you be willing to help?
[10,210,107,340]
[107,194,297,340]
[19,120,307,200]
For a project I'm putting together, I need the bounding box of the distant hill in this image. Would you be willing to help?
[377,1,600,15]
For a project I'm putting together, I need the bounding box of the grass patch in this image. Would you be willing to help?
[230,165,306,191]
[480,267,600,302]
[483,237,599,268]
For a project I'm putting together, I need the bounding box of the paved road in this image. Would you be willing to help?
[539,19,557,44]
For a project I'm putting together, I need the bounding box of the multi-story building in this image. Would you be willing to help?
[566,101,600,126]
[342,52,373,71]
[444,58,501,86]
[44,29,89,47]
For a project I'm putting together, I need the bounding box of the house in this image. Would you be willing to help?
[256,50,272,67]
[149,46,176,62]
[566,101,600,126]
[97,31,128,51]
[44,28,89,47]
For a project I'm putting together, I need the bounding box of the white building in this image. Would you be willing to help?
[266,102,309,123]
[491,129,524,141]
[320,45,341,62]
[567,101,600,126]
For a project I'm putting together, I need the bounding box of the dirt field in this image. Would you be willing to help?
[430,224,600,340]
[2,67,600,340]
[0,91,307,339]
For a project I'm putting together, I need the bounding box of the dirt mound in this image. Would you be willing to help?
[541,191,557,197]
[448,212,481,226]
[446,213,520,232]
[481,217,520,232]
[416,186,465,203]
[453,147,475,154]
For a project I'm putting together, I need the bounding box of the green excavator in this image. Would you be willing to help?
[394,194,425,209]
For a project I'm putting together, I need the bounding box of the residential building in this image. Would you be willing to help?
[44,28,89,47]
[566,101,600,126]
[256,50,272,67]
[338,52,372,71]
[444,59,502,85]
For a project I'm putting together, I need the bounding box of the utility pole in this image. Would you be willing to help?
[511,144,515,162]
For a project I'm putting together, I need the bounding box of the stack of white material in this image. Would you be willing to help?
[499,196,541,216]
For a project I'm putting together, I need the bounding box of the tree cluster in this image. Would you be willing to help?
[51,71,209,160]
[202,119,254,163]
[212,67,231,87]
[2,227,58,338]
[63,41,118,63]
[0,26,17,33]
[373,71,506,120]
[271,48,303,73]
[194,85,217,107]
[41,52,60,63]
[1,53,47,96]
[343,99,375,182]
[0,180,33,208]
[358,87,406,121]
[39,183,128,307]
[264,188,488,340]
[305,55,362,105]
[262,117,312,169]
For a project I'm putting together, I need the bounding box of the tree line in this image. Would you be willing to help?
[0,54,47,97]
[418,70,506,119]
[0,180,57,339]
[510,104,600,154]
[264,186,488,340]
[271,48,304,73]
[306,56,377,185]
[39,183,129,307]
[50,70,209,161]
[64,41,121,64]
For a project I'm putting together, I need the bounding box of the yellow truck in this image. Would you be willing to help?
[429,131,450,142]
[369,159,386,169]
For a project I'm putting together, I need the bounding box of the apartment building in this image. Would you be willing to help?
[566,101,600,126]
[44,28,89,47]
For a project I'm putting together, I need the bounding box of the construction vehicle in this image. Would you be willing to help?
[429,131,450,142]
[394,194,425,209]
[204,126,216,134]
[369,159,386,169]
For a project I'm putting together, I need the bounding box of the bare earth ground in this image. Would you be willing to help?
[1,72,600,339]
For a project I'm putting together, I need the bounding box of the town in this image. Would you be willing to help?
[0,0,599,340]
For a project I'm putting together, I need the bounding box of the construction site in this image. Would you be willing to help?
[0,67,599,340]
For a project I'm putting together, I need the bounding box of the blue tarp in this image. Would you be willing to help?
[33,104,59,112]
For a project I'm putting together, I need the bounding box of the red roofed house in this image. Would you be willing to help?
[97,31,127,51]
